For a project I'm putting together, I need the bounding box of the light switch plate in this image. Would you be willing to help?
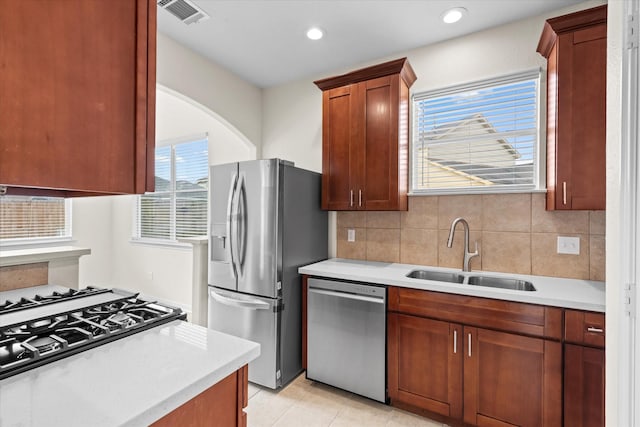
[347,229,356,242]
[557,236,580,255]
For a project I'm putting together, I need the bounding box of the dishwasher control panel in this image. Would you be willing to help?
[308,278,386,299]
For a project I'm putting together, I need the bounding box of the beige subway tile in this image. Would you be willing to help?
[531,193,589,234]
[482,194,531,233]
[590,235,606,281]
[336,211,367,229]
[438,195,482,230]
[336,227,366,260]
[366,211,401,229]
[366,228,400,263]
[481,232,531,275]
[401,196,438,229]
[531,233,590,279]
[589,211,606,236]
[400,229,438,266]
[437,229,482,270]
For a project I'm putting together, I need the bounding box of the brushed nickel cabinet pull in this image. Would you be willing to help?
[350,190,354,207]
[468,333,472,357]
[563,182,567,205]
[358,189,362,207]
[453,330,457,354]
[587,326,604,333]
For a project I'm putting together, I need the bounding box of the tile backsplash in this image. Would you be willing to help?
[336,193,605,281]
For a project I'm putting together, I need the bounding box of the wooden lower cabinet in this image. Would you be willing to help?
[151,365,248,427]
[388,313,463,419]
[564,344,605,427]
[388,297,562,426]
[463,327,562,427]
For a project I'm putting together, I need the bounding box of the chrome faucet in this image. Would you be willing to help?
[447,217,479,272]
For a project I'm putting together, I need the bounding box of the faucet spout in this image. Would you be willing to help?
[447,217,479,272]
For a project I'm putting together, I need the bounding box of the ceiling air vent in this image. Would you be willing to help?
[158,0,210,25]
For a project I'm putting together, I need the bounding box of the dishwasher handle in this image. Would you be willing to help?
[308,286,385,304]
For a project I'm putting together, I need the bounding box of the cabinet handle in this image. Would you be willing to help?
[468,332,472,357]
[358,189,362,207]
[587,326,604,333]
[350,190,354,207]
[453,330,457,354]
[563,182,567,205]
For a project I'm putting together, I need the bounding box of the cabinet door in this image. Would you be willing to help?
[0,0,155,195]
[564,344,605,427]
[362,75,396,210]
[463,327,561,427]
[388,313,463,419]
[321,85,358,210]
[552,24,606,210]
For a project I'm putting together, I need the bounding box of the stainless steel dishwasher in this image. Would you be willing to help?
[307,277,386,402]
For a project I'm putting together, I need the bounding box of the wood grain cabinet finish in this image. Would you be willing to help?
[387,313,463,419]
[0,0,156,196]
[564,309,605,427]
[387,286,562,426]
[537,5,607,210]
[314,58,416,211]
[151,365,249,427]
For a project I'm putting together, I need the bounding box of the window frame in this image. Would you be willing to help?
[409,69,546,196]
[0,197,73,248]
[132,133,209,247]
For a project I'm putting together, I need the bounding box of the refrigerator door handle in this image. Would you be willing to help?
[233,174,247,276]
[209,289,271,310]
[226,173,239,278]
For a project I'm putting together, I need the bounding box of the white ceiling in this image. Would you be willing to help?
[158,0,586,88]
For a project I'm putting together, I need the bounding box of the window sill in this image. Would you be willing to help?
[0,245,91,267]
[409,188,547,197]
[129,238,193,250]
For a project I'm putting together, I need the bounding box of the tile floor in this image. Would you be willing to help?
[246,374,447,427]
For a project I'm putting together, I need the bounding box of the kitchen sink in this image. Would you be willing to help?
[467,275,536,291]
[406,269,465,284]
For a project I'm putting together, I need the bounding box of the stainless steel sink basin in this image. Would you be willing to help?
[406,270,465,284]
[467,275,536,291]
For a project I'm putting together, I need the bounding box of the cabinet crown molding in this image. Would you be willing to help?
[537,4,607,58]
[314,57,417,91]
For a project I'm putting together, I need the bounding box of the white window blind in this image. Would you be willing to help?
[412,71,540,193]
[136,137,208,242]
[0,196,71,243]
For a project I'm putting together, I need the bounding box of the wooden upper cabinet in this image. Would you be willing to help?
[0,0,156,196]
[537,5,606,210]
[315,58,416,211]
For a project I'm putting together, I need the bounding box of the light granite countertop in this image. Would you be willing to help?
[0,320,260,427]
[299,258,605,312]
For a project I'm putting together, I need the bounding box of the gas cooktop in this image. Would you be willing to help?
[0,287,186,380]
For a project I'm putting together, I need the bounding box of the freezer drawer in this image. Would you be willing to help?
[307,278,387,402]
[207,287,279,388]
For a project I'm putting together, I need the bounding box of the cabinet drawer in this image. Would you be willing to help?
[388,287,562,340]
[565,310,605,348]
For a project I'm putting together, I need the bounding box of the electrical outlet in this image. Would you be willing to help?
[347,229,356,242]
[557,236,580,255]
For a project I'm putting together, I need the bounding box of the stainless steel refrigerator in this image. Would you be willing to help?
[207,159,327,389]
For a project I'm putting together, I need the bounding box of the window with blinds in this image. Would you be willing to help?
[412,70,541,193]
[135,137,208,242]
[0,196,71,243]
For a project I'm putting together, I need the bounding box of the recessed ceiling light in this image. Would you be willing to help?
[306,27,324,40]
[442,7,467,24]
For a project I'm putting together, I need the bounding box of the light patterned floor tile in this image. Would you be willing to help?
[246,374,447,427]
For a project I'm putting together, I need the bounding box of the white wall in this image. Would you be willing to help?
[605,1,625,425]
[157,33,263,152]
